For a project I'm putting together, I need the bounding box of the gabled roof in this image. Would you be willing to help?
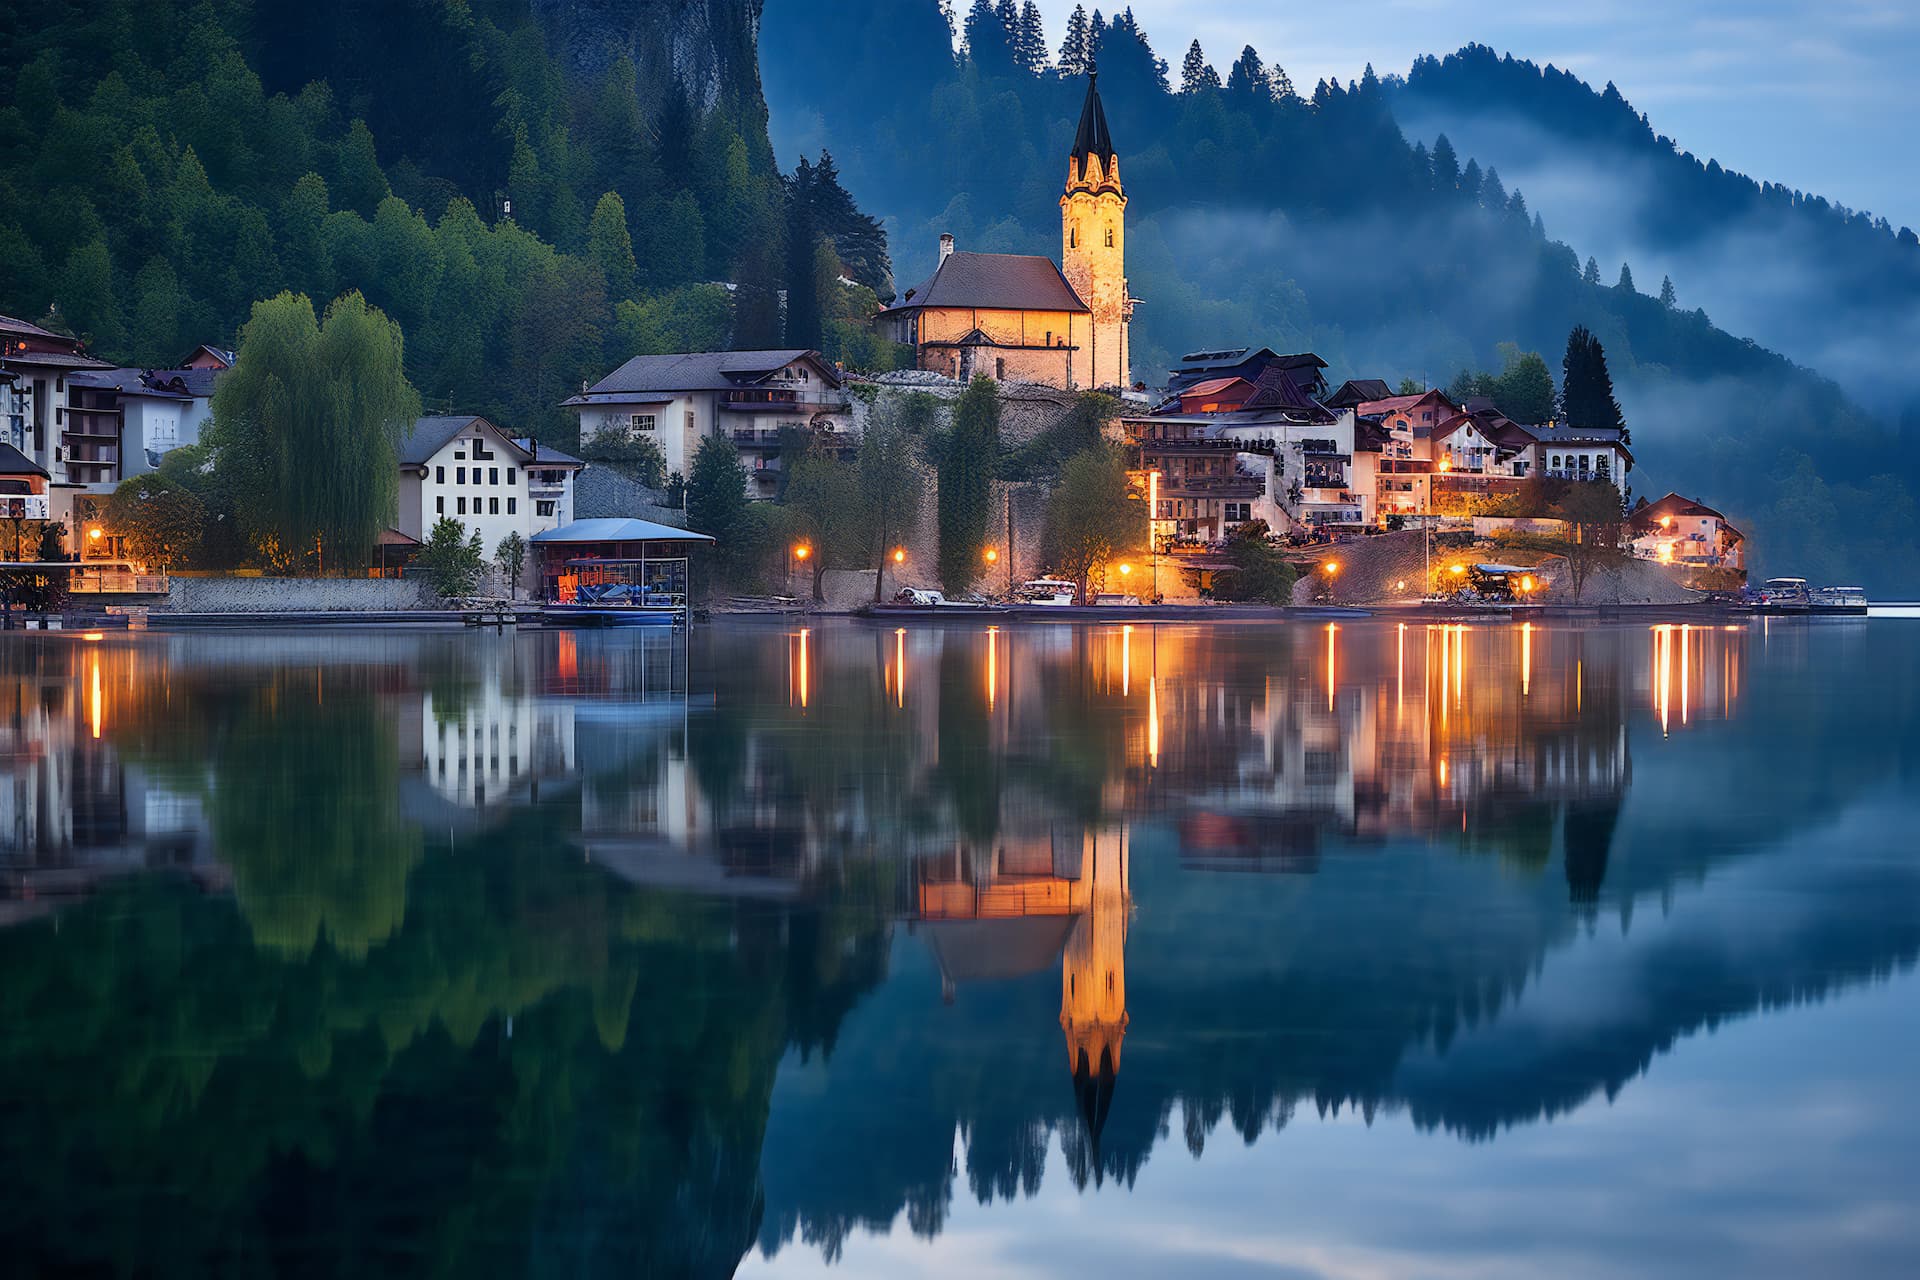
[1326,379,1394,410]
[1244,366,1335,419]
[400,415,531,467]
[179,344,234,369]
[531,517,714,544]
[567,350,837,405]
[1357,390,1456,419]
[0,442,48,479]
[513,438,584,469]
[886,251,1088,315]
[1070,73,1116,167]
[69,368,198,400]
[1632,492,1737,533]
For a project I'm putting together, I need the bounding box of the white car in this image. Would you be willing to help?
[1017,579,1078,605]
[895,587,948,607]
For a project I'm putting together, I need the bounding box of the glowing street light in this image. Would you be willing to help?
[793,544,811,561]
[892,547,906,564]
[983,547,999,564]
[1117,563,1133,578]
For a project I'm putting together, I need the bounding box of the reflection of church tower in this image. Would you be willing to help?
[1060,826,1130,1152]
[1061,74,1132,391]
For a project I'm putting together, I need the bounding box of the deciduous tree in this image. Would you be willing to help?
[209,290,420,566]
[416,515,484,597]
[105,474,206,569]
[1042,443,1143,603]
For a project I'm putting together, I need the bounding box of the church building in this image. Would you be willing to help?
[878,75,1135,391]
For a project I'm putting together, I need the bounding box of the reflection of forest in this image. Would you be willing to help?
[0,620,1912,1275]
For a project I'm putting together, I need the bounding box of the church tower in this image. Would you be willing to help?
[1061,74,1133,391]
[1061,826,1130,1159]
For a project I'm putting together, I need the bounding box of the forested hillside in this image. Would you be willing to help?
[0,0,891,442]
[760,0,1920,590]
[1388,44,1920,429]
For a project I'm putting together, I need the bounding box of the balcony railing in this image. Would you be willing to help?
[720,390,851,412]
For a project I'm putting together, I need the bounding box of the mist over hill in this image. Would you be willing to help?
[1387,45,1920,429]
[760,0,1920,592]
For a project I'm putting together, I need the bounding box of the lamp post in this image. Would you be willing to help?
[1323,559,1340,601]
[789,542,810,596]
[1147,470,1161,604]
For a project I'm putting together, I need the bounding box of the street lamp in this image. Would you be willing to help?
[983,547,999,564]
[892,548,906,564]
[1323,559,1340,600]
[1520,573,1536,603]
[1148,470,1161,603]
[788,542,810,593]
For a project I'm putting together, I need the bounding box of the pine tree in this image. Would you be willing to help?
[964,0,1012,71]
[1459,158,1483,203]
[1059,5,1092,75]
[130,256,183,368]
[1616,262,1636,293]
[585,192,637,298]
[1430,134,1460,191]
[1560,325,1627,438]
[1179,40,1219,94]
[1226,46,1269,100]
[1482,166,1506,208]
[1015,2,1049,75]
[1088,10,1109,65]
[1268,63,1295,100]
[1583,257,1602,287]
[336,119,389,218]
[1659,275,1677,307]
[60,239,124,355]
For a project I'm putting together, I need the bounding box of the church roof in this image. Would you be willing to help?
[886,250,1089,315]
[1071,73,1116,167]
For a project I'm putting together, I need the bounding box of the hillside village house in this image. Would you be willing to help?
[1630,492,1745,571]
[565,349,849,500]
[396,415,582,582]
[879,74,1136,391]
[1,315,230,555]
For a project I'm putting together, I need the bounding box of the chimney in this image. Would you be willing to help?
[939,232,955,265]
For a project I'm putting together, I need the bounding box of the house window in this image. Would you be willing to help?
[536,500,555,518]
[1550,455,1561,469]
[436,496,445,514]
[457,466,466,484]
[507,497,516,515]
[457,496,467,515]
[472,437,493,460]
[455,449,465,461]
[685,410,695,436]
[506,468,515,485]
[631,414,655,432]
[489,497,499,514]
[489,467,499,485]
[995,358,1006,379]
[1069,227,1078,249]
[1104,226,1114,248]
[436,465,445,483]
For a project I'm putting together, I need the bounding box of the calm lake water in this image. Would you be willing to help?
[1,617,1915,1277]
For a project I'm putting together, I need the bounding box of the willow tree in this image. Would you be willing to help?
[209,291,420,567]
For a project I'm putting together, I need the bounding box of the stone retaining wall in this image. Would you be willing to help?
[162,576,441,613]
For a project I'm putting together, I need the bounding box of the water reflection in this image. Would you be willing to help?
[0,618,1912,1276]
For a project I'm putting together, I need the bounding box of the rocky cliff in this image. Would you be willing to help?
[529,0,765,117]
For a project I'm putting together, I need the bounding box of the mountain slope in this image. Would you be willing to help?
[1387,44,1920,429]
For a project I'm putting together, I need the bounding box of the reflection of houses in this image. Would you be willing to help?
[0,647,217,926]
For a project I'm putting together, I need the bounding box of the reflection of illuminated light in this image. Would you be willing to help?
[1325,623,1336,712]
[82,631,104,642]
[1680,624,1690,725]
[1438,756,1448,788]
[986,626,998,708]
[1396,623,1405,718]
[1521,622,1532,697]
[1654,625,1671,736]
[1148,675,1159,768]
[1453,625,1464,710]
[895,628,906,708]
[798,628,810,710]
[90,658,102,739]
[1122,624,1133,697]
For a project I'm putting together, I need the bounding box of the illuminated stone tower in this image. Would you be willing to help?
[1061,825,1130,1147]
[1061,74,1133,391]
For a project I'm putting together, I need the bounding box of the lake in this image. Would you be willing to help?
[0,616,1915,1277]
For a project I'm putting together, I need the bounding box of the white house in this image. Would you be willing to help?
[396,416,584,576]
[1523,423,1634,487]
[563,349,851,500]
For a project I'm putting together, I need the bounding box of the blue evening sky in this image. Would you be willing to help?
[1082,0,1920,230]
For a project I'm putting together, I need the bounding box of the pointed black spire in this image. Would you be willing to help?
[1070,71,1115,168]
